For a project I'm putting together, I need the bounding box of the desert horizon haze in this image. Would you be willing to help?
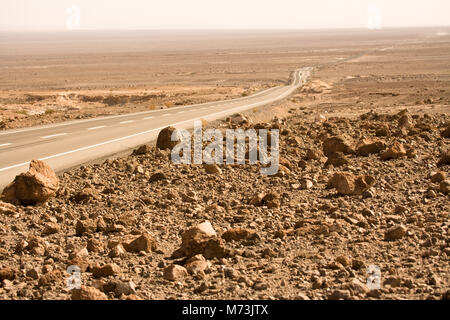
[0,0,449,31]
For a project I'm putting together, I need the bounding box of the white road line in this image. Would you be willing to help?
[162,113,171,116]
[41,133,67,139]
[0,68,311,173]
[143,116,154,120]
[87,126,106,131]
[0,85,281,137]
[120,120,134,124]
[0,143,12,147]
[177,111,185,114]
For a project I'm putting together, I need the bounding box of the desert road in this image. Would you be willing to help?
[0,67,312,189]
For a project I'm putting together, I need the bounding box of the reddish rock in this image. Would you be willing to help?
[91,263,121,278]
[222,228,258,242]
[1,159,59,205]
[322,136,353,157]
[355,138,386,156]
[163,265,188,281]
[156,126,179,150]
[437,150,450,166]
[327,172,375,195]
[124,234,157,253]
[172,221,227,259]
[71,286,108,300]
[380,142,406,160]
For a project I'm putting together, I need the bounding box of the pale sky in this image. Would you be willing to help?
[0,0,449,31]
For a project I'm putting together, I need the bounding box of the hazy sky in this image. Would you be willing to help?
[0,0,449,31]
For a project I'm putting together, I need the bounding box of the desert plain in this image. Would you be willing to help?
[0,27,449,300]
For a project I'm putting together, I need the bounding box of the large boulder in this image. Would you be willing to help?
[1,160,59,205]
[156,126,179,150]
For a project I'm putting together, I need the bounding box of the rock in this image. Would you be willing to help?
[91,263,121,278]
[262,192,280,208]
[398,114,412,128]
[0,267,16,281]
[26,268,40,280]
[437,150,450,166]
[327,289,351,300]
[344,278,370,295]
[185,255,211,275]
[295,293,310,300]
[149,171,167,182]
[75,219,97,236]
[306,148,323,161]
[300,179,313,189]
[380,142,406,160]
[87,239,104,253]
[440,125,450,138]
[71,188,100,204]
[163,265,188,281]
[224,267,239,279]
[322,136,353,157]
[222,228,258,242]
[430,171,446,183]
[38,270,62,286]
[0,201,19,215]
[103,280,136,296]
[335,255,351,267]
[109,244,126,258]
[385,225,407,241]
[42,222,60,235]
[355,138,386,156]
[204,164,222,175]
[124,234,157,253]
[375,124,390,137]
[439,180,450,195]
[229,113,250,126]
[327,172,375,195]
[325,152,349,167]
[156,126,178,150]
[132,144,151,155]
[249,193,265,206]
[173,221,227,259]
[1,159,59,205]
[71,286,108,300]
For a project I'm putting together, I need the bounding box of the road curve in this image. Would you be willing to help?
[0,67,312,189]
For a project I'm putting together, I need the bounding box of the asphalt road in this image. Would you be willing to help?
[0,67,312,189]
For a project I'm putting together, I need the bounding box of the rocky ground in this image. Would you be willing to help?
[0,101,449,300]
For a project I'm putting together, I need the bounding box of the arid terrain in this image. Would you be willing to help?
[0,28,449,300]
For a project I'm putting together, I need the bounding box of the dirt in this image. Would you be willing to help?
[0,28,449,300]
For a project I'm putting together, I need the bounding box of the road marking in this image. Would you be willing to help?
[0,84,281,136]
[143,116,154,120]
[177,111,185,114]
[0,68,311,174]
[162,113,171,116]
[41,133,67,139]
[120,120,134,124]
[87,126,106,131]
[0,143,11,147]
